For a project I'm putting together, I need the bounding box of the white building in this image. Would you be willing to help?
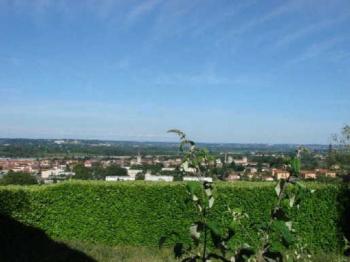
[181,161,196,173]
[183,176,213,182]
[126,168,143,178]
[145,174,173,182]
[248,167,258,173]
[161,167,176,172]
[41,168,75,179]
[136,153,142,165]
[301,171,317,179]
[226,156,234,164]
[106,176,135,181]
[233,157,248,166]
[54,140,65,145]
[272,169,290,180]
[226,174,240,181]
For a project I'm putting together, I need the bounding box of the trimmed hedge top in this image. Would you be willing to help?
[0,181,347,252]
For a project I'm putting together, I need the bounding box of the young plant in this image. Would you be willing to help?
[162,130,313,262]
[161,130,253,261]
[254,148,314,262]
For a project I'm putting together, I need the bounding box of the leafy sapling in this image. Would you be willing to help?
[161,130,253,262]
[161,131,314,262]
[255,147,314,262]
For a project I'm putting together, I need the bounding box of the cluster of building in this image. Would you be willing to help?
[0,158,75,183]
[0,152,339,184]
[223,156,337,181]
[106,173,213,182]
[82,154,182,168]
[0,155,184,183]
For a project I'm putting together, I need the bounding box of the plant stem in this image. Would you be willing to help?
[202,213,207,261]
[201,180,208,262]
[257,177,290,262]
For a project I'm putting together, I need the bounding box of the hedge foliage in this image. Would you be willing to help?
[0,181,348,252]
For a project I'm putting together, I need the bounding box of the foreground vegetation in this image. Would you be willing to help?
[0,181,348,253]
[64,241,347,262]
[66,241,176,262]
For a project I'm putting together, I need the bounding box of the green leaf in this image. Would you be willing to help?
[290,158,301,175]
[186,182,201,195]
[232,207,243,214]
[269,240,285,253]
[208,196,214,208]
[167,129,186,139]
[295,181,306,189]
[272,221,295,246]
[285,221,292,231]
[190,223,201,240]
[206,221,221,236]
[275,180,281,196]
[289,194,295,208]
[229,221,240,231]
[205,188,212,197]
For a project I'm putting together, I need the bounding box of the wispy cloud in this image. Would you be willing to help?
[153,72,233,86]
[0,0,127,21]
[190,1,258,38]
[144,0,202,41]
[151,69,274,88]
[224,0,305,37]
[274,13,350,48]
[286,36,349,65]
[0,56,23,66]
[126,0,162,24]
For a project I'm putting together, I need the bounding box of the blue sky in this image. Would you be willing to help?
[0,0,349,144]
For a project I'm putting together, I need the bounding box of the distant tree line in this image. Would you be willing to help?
[72,164,128,180]
[0,171,38,185]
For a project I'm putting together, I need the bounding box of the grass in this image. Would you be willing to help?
[65,240,176,262]
[64,240,350,262]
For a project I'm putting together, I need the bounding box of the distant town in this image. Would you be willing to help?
[0,138,346,185]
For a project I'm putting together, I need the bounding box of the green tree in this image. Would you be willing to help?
[334,125,350,149]
[135,173,145,180]
[139,163,163,174]
[333,125,350,172]
[327,144,337,168]
[0,171,37,185]
[72,164,93,180]
[103,165,128,178]
[270,157,286,168]
[91,163,105,180]
[300,151,319,170]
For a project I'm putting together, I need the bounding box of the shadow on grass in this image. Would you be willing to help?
[339,175,350,256]
[0,214,96,262]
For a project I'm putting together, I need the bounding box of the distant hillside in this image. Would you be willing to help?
[0,138,329,158]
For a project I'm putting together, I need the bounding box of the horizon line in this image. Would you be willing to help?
[0,136,331,146]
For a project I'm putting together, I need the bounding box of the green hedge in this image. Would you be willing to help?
[0,181,347,252]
